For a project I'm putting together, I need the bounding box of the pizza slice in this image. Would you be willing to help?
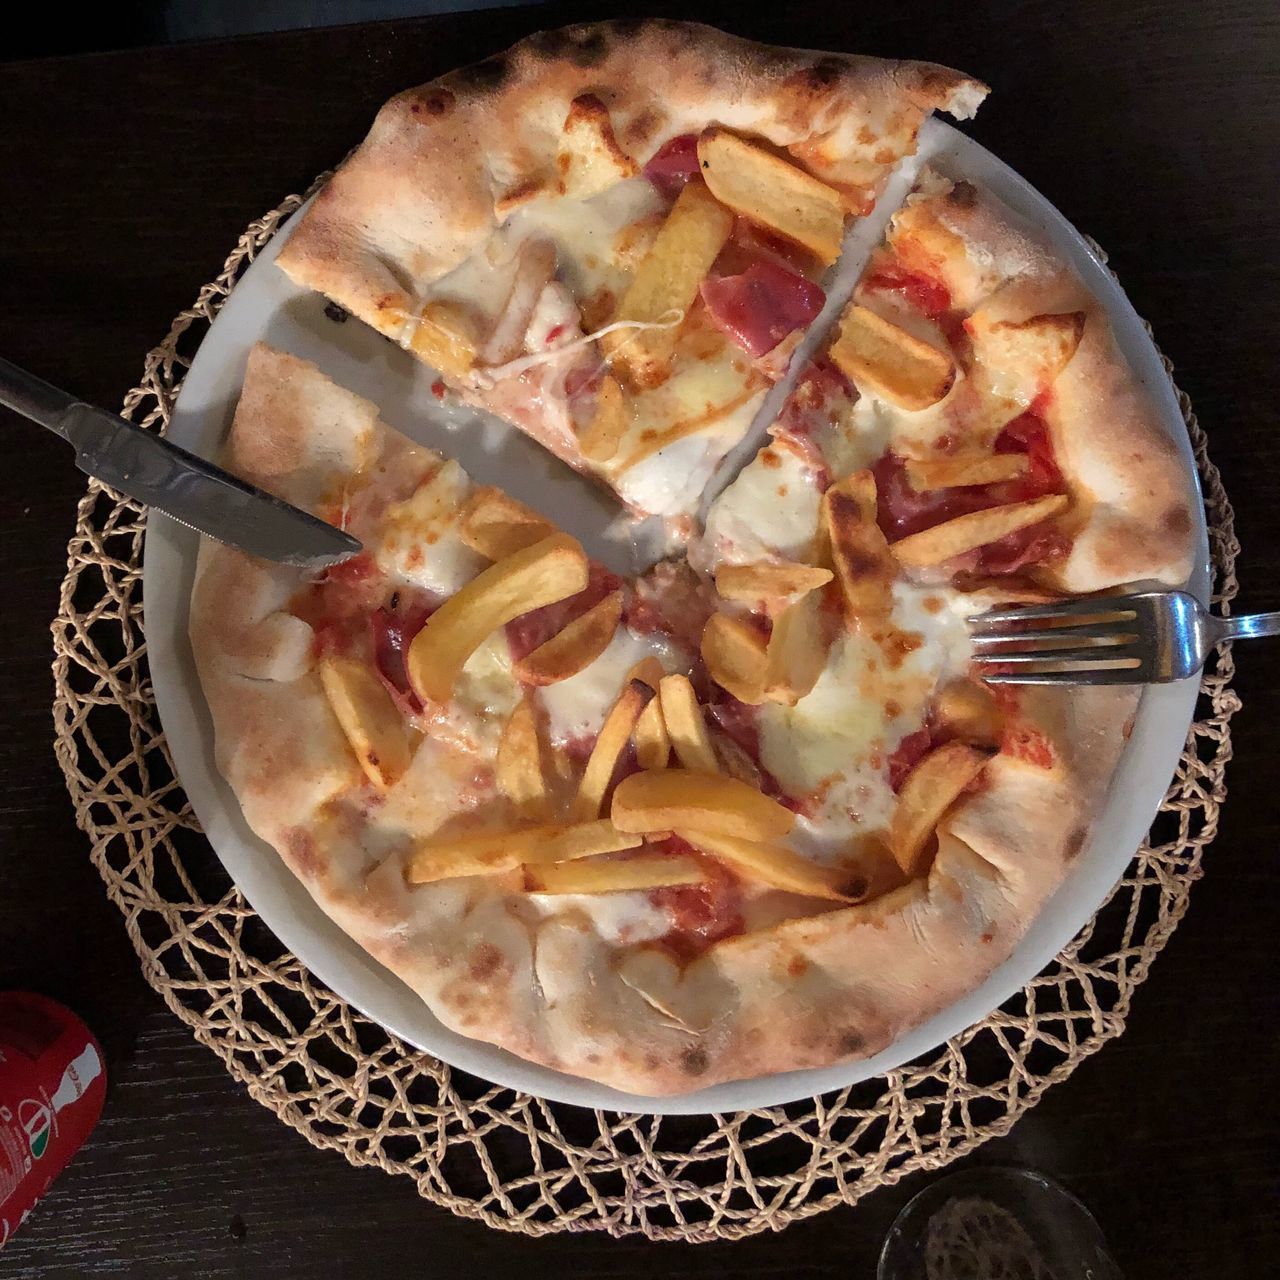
[275,21,986,529]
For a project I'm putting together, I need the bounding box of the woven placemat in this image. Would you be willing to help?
[49,188,1240,1243]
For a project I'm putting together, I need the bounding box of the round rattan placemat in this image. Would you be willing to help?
[50,188,1240,1243]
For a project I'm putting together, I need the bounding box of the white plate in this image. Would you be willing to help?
[144,122,1209,1114]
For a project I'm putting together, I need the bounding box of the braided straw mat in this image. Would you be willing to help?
[50,187,1240,1243]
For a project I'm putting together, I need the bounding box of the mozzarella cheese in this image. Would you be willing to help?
[373,459,486,596]
[527,892,673,946]
[701,441,824,566]
[760,582,972,853]
[539,626,681,746]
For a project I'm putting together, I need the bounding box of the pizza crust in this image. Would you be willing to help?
[886,177,1196,591]
[277,20,986,338]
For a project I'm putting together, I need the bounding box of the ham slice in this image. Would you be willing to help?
[700,261,825,357]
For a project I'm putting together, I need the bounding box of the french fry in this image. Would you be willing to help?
[969,310,1087,395]
[612,769,795,841]
[525,819,643,865]
[629,658,670,769]
[601,181,734,388]
[577,375,628,462]
[889,494,1069,568]
[761,590,829,705]
[905,454,1029,491]
[558,94,638,200]
[401,299,480,378]
[697,127,845,264]
[407,534,588,704]
[496,697,546,817]
[675,828,864,902]
[821,470,896,621]
[318,655,411,790]
[933,679,1003,747]
[830,303,956,411]
[714,560,833,610]
[889,741,993,878]
[700,613,768,705]
[407,823,563,883]
[571,679,655,821]
[523,852,703,895]
[514,591,623,687]
[658,674,720,773]
[458,486,556,561]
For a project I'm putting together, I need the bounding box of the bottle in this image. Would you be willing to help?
[0,992,105,1247]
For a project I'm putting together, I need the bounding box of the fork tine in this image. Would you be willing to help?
[971,622,1139,648]
[973,643,1145,668]
[969,598,1139,628]
[981,664,1148,686]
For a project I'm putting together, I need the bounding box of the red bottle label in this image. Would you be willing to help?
[0,993,105,1246]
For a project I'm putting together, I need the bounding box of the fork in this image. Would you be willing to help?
[969,588,1280,685]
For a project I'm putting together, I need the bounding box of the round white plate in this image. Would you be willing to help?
[144,122,1209,1114]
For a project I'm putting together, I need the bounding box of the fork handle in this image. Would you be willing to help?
[1215,610,1280,642]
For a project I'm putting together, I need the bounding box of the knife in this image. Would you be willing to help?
[0,356,361,570]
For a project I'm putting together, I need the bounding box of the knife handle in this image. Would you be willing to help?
[0,356,78,438]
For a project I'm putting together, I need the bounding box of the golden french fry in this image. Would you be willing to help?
[524,819,643,865]
[821,470,896,621]
[761,589,829,705]
[970,311,1087,396]
[628,656,666,689]
[697,127,845,264]
[407,823,564,883]
[601,181,734,388]
[558,94,638,199]
[514,591,623,687]
[496,697,546,817]
[701,613,768,705]
[407,533,588,704]
[629,657,671,769]
[612,769,795,841]
[318,655,411,790]
[675,828,864,902]
[890,741,993,877]
[400,299,479,378]
[524,852,703,895]
[714,561,833,610]
[830,303,956,411]
[571,679,655,821]
[578,375,628,462]
[933,678,1003,747]
[658,674,720,773]
[889,494,1069,568]
[905,454,1030,491]
[457,486,556,561]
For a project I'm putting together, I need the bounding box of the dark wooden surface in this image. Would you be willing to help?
[1,2,1277,1275]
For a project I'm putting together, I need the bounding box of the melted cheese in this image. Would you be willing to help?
[539,626,680,746]
[426,178,665,324]
[373,459,485,596]
[760,582,972,852]
[701,441,823,565]
[527,892,672,946]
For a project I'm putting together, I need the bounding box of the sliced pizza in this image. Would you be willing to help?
[276,21,986,527]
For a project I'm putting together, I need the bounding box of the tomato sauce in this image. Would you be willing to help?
[649,838,745,961]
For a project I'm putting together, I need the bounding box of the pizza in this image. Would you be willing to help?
[275,21,985,529]
[189,23,1196,1095]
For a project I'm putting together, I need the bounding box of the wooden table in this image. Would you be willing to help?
[1,3,1276,1274]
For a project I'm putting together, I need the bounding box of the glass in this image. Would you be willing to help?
[879,1166,1123,1280]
